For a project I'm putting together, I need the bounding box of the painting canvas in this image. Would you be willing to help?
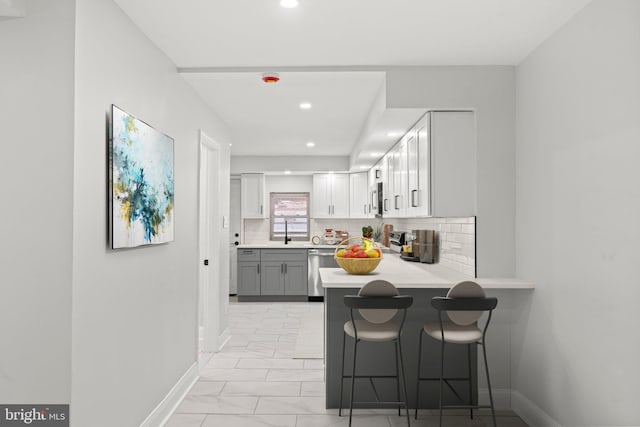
[110,105,174,248]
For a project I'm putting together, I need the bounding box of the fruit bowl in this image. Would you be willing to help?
[334,237,383,275]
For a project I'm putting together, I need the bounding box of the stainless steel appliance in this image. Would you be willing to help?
[412,229,438,264]
[308,248,338,300]
[388,231,407,253]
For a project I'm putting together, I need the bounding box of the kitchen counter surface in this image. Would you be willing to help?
[238,243,346,250]
[320,253,534,289]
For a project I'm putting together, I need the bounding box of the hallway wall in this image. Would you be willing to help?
[0,0,75,404]
[514,1,640,424]
[72,0,230,426]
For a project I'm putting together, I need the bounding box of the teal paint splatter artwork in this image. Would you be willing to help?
[111,105,174,248]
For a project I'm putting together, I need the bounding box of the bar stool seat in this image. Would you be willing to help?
[423,322,482,344]
[344,319,400,342]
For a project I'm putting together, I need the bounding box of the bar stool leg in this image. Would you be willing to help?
[397,335,411,427]
[467,344,473,419]
[349,338,359,427]
[439,340,445,427]
[339,331,346,416]
[414,329,424,419]
[481,342,497,427]
[395,341,401,416]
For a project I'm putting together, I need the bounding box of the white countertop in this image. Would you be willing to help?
[320,254,534,290]
[237,242,340,249]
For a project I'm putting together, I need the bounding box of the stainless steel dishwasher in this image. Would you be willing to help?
[307,248,338,300]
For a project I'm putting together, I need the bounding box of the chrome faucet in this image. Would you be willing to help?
[284,220,292,245]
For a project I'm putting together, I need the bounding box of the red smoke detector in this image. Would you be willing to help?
[262,72,280,84]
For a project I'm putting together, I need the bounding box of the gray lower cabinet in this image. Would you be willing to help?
[237,248,308,299]
[283,261,307,295]
[237,262,260,295]
[260,261,286,295]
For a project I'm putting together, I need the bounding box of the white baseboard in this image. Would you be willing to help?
[139,362,199,427]
[511,390,561,427]
[478,388,511,409]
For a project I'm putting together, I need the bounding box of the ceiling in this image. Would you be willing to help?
[114,0,592,170]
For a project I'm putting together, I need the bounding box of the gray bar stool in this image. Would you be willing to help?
[414,281,498,426]
[338,280,413,426]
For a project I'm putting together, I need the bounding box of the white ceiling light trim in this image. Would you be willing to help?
[306,141,315,147]
[299,102,312,110]
[280,0,298,8]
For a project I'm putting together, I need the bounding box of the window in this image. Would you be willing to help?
[270,192,310,241]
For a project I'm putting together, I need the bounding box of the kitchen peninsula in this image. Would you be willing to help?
[320,255,533,409]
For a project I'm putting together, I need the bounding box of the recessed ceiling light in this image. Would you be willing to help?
[370,152,382,157]
[284,170,292,175]
[229,143,233,146]
[280,0,299,8]
[359,165,369,170]
[299,102,312,110]
[306,141,315,148]
[387,131,402,138]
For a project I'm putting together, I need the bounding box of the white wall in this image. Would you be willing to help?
[72,1,231,426]
[385,66,516,278]
[514,1,640,425]
[0,0,75,404]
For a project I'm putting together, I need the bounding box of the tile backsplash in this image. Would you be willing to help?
[243,216,476,277]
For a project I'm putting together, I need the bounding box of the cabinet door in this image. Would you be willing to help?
[417,122,431,216]
[406,129,419,217]
[349,172,369,219]
[331,174,350,218]
[381,155,391,215]
[407,124,431,217]
[237,262,261,296]
[312,174,332,218]
[388,142,407,217]
[430,111,475,217]
[241,174,266,219]
[260,261,285,295]
[283,261,307,295]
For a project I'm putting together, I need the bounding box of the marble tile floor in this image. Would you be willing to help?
[167,301,529,427]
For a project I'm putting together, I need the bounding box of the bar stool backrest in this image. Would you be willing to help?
[446,281,485,326]
[357,280,399,324]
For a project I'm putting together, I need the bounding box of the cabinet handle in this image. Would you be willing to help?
[281,263,283,273]
[383,199,388,211]
[394,195,399,210]
[328,205,331,215]
[411,189,418,207]
[260,205,263,215]
[257,264,260,274]
[332,205,335,215]
[285,263,287,274]
[364,205,366,215]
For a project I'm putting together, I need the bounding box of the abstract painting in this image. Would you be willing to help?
[110,105,174,248]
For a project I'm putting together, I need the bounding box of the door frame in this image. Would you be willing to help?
[198,130,222,357]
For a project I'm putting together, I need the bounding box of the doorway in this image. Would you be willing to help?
[198,131,224,366]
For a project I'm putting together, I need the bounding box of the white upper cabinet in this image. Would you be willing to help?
[406,123,425,217]
[430,111,475,217]
[312,173,350,218]
[241,173,267,219]
[381,155,391,215]
[388,138,408,218]
[349,172,370,219]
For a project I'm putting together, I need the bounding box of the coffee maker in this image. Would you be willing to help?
[411,229,438,264]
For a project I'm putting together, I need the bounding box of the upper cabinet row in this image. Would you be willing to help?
[240,111,475,220]
[371,111,476,218]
